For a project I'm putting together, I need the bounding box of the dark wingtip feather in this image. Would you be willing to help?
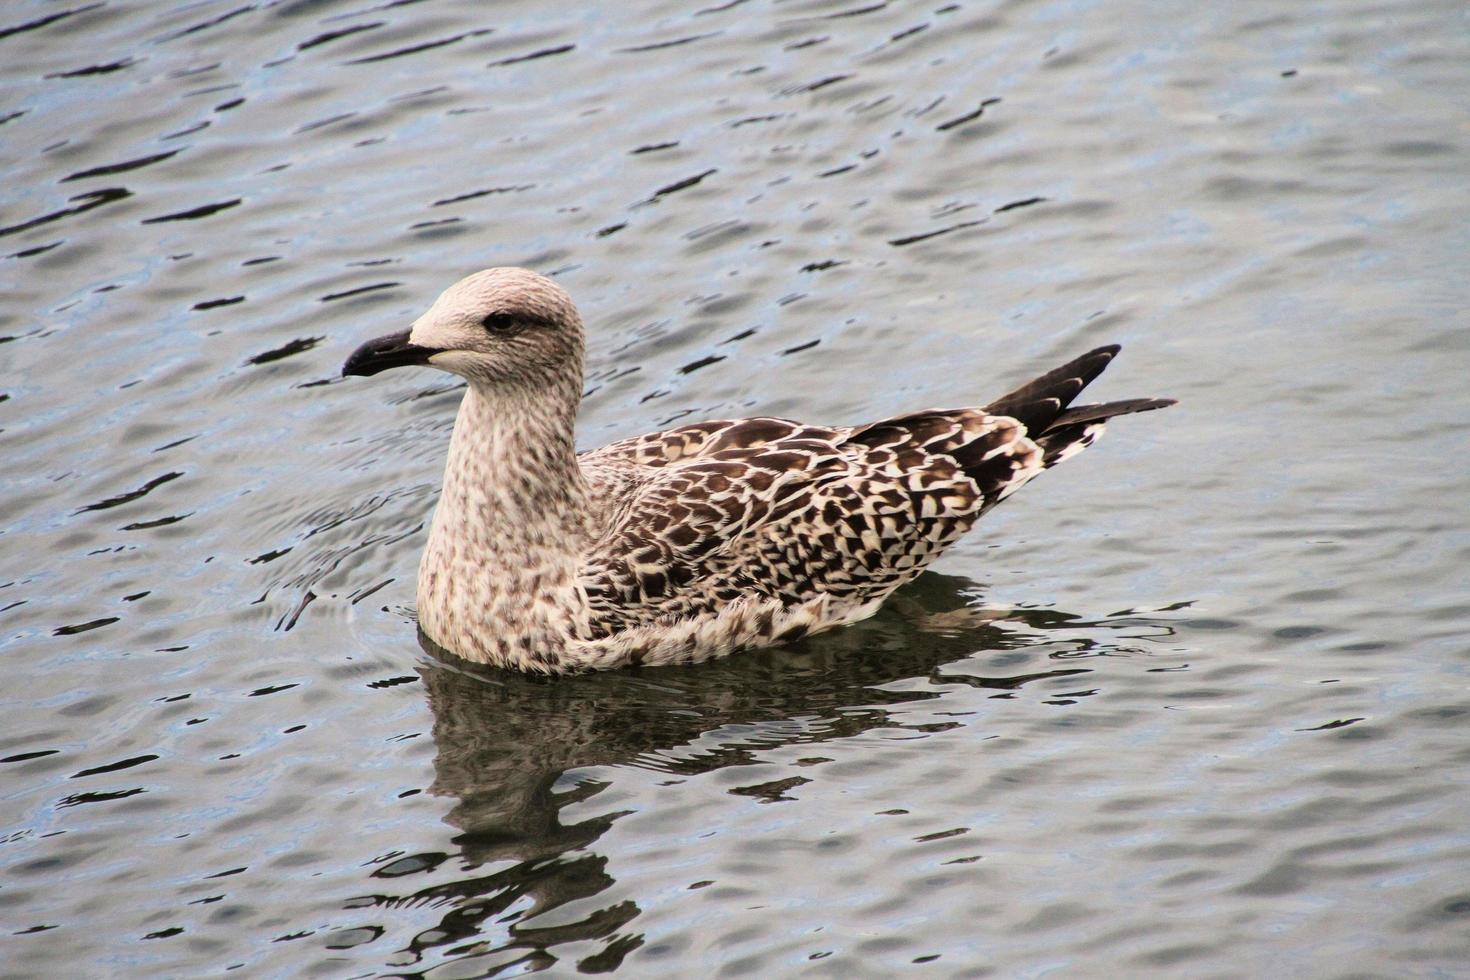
[1034,396,1174,467]
[984,344,1125,434]
[1049,396,1176,428]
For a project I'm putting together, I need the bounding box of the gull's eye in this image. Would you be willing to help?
[480,312,518,333]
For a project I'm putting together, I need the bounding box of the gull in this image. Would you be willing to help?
[343,267,1173,674]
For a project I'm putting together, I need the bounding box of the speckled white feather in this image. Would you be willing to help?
[345,267,1173,674]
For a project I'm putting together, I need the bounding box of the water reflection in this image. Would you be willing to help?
[362,573,1144,974]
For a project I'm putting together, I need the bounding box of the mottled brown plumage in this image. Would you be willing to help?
[343,268,1173,674]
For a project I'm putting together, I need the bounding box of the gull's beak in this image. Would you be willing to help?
[342,329,437,378]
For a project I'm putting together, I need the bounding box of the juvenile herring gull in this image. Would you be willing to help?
[343,267,1173,674]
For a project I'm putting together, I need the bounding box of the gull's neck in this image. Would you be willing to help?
[417,376,590,670]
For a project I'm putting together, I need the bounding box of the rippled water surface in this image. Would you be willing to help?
[4,0,1469,975]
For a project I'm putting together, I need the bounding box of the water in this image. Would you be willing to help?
[3,0,1468,975]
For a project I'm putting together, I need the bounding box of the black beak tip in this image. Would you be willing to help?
[341,349,378,378]
[341,352,373,378]
[342,329,434,379]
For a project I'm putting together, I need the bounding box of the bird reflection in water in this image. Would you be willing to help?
[351,573,1172,975]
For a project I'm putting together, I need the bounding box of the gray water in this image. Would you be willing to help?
[3,0,1469,976]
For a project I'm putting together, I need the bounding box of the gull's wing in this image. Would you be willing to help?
[582,416,840,468]
[576,415,1036,635]
[576,346,1173,638]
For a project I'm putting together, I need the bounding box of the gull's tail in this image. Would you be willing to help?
[984,344,1175,467]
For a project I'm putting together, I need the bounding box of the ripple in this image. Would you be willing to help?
[1,0,1467,976]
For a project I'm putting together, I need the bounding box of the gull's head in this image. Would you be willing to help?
[342,267,583,388]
